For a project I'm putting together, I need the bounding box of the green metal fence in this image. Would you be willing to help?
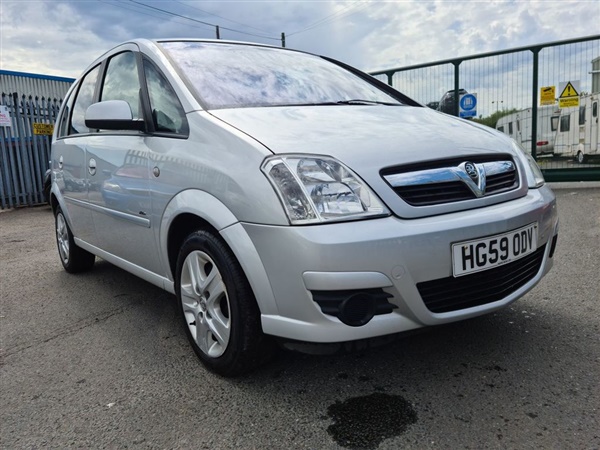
[370,35,600,182]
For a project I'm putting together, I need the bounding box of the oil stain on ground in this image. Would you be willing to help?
[327,393,417,449]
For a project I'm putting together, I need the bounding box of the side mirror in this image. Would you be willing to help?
[85,100,145,131]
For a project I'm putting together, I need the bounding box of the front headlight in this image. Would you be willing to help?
[512,141,545,188]
[261,155,389,225]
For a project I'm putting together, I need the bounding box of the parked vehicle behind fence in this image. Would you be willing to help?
[496,105,561,156]
[553,94,600,163]
[50,39,559,376]
[437,89,468,115]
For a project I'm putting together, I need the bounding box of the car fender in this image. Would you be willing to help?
[160,189,279,315]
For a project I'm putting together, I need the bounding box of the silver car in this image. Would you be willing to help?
[50,39,559,376]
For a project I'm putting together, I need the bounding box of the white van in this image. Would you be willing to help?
[496,105,561,155]
[553,94,600,163]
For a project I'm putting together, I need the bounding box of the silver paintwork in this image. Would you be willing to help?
[51,39,559,346]
[210,105,531,219]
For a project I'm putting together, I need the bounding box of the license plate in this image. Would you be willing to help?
[452,223,538,277]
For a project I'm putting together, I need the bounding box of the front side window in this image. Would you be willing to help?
[143,60,188,134]
[593,102,598,118]
[551,116,559,132]
[160,42,402,109]
[100,52,141,119]
[70,65,100,134]
[508,122,513,135]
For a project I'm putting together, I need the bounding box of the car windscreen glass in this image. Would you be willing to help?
[159,42,402,109]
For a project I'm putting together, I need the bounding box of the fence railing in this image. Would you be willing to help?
[1,93,62,209]
[370,35,600,182]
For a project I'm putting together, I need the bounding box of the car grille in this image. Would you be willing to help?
[417,244,546,313]
[382,156,518,206]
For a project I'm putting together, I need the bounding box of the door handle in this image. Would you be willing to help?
[88,158,97,176]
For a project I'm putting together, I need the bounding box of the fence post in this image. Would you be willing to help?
[531,47,541,160]
[453,61,461,117]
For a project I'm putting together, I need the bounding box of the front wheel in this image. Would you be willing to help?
[576,150,586,164]
[175,230,272,376]
[55,207,95,273]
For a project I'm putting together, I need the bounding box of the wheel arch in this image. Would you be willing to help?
[49,184,71,225]
[161,189,279,315]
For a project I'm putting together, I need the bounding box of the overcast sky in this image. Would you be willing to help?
[1,0,598,80]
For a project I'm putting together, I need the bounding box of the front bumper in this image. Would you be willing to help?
[226,185,558,343]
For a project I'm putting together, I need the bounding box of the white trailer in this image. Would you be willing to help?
[496,105,561,155]
[553,94,600,163]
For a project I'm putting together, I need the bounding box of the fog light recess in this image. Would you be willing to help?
[311,288,396,327]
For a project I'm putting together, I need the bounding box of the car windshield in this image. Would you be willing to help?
[159,41,402,110]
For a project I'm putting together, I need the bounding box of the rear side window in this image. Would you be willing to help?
[508,122,513,135]
[498,126,504,133]
[593,102,598,118]
[551,116,559,132]
[57,89,75,138]
[143,60,188,135]
[70,65,100,135]
[100,52,142,120]
[579,106,586,125]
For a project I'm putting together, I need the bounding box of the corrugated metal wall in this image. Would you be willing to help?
[0,70,74,100]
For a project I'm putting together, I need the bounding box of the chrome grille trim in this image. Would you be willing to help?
[383,161,515,187]
[382,160,518,206]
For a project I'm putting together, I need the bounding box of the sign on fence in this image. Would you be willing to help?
[558,80,580,108]
[540,86,556,106]
[33,123,54,135]
[459,93,477,118]
[0,105,11,127]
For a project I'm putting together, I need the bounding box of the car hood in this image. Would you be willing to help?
[210,105,525,219]
[210,105,514,168]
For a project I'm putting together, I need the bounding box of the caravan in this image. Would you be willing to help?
[496,105,561,155]
[553,94,600,163]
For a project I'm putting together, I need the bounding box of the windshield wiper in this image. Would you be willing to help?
[334,99,401,106]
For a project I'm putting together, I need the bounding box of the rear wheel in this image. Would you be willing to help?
[577,150,586,164]
[55,207,95,273]
[175,230,272,376]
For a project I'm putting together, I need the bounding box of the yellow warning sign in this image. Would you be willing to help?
[559,81,578,98]
[540,86,555,105]
[33,123,54,135]
[559,97,580,108]
[558,80,580,108]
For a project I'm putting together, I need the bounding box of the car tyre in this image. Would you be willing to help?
[175,230,272,377]
[55,207,95,273]
[576,150,586,164]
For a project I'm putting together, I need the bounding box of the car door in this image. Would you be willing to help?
[53,64,101,243]
[86,48,162,274]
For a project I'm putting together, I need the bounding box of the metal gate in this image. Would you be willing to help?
[0,93,61,209]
